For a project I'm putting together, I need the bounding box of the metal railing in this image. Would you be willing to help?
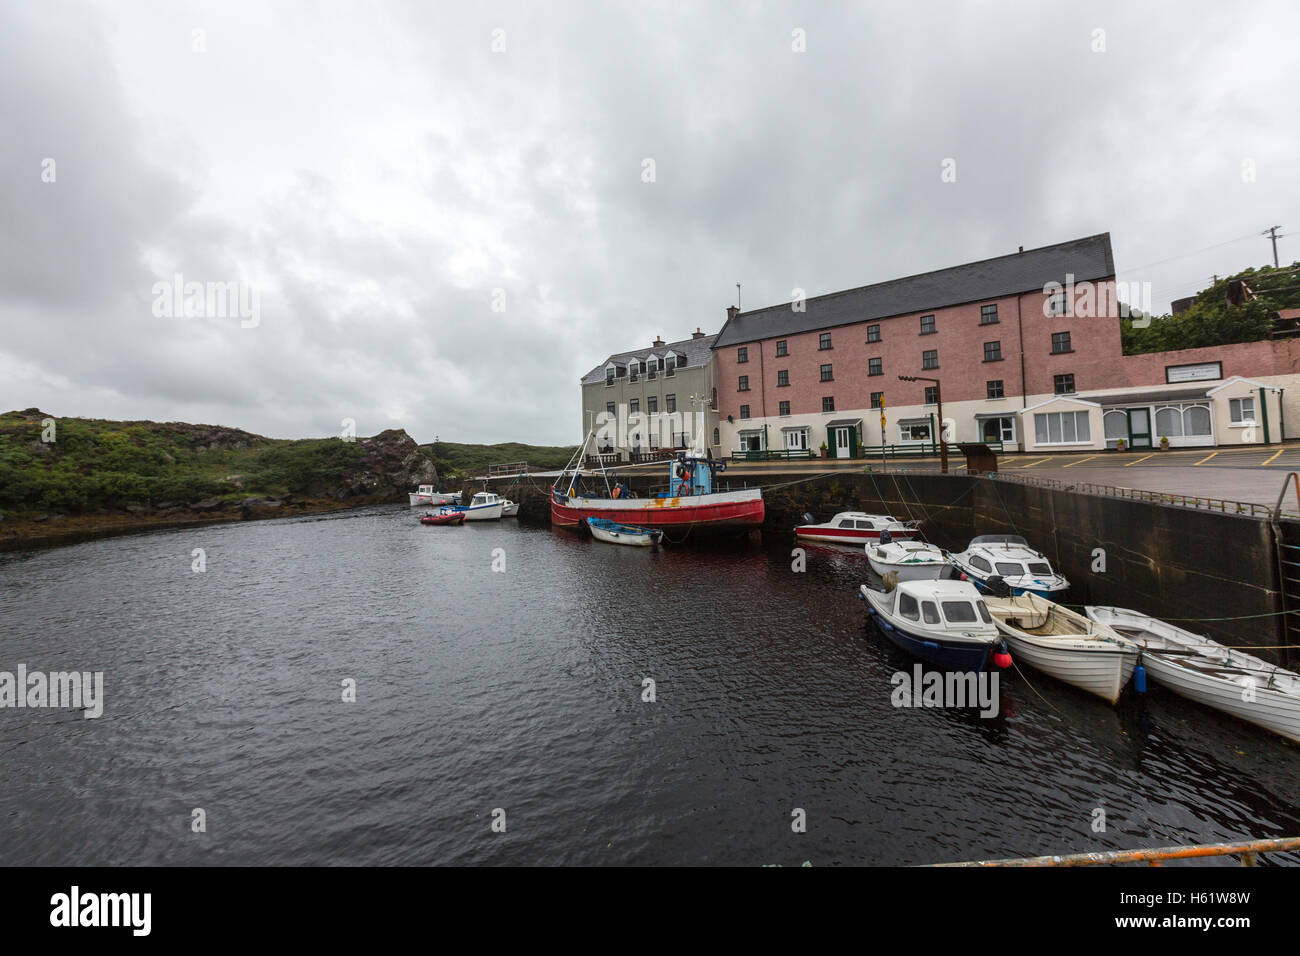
[979,470,1292,519]
[730,449,818,461]
[487,461,529,477]
[930,835,1300,867]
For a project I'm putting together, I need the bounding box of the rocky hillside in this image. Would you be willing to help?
[0,409,439,533]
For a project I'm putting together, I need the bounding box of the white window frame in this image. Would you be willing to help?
[1229,396,1256,426]
[1033,410,1092,446]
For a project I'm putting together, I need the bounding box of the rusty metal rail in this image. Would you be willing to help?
[929,835,1300,867]
[972,470,1296,518]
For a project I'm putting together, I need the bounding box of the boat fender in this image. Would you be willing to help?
[992,642,1012,670]
[1134,661,1147,694]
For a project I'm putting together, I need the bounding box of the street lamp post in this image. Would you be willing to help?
[898,374,947,474]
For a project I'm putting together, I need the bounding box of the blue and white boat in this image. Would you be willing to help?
[950,534,1068,598]
[859,579,1009,672]
[585,517,664,547]
[446,491,505,521]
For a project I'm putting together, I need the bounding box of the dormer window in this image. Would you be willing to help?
[605,366,616,386]
[665,354,677,376]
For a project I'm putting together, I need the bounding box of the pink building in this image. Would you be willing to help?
[711,234,1293,456]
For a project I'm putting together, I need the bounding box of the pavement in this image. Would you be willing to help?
[719,445,1300,511]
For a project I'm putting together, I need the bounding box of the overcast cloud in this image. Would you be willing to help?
[1,1,1296,444]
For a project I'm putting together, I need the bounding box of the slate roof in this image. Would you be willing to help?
[581,333,718,386]
[712,234,1115,349]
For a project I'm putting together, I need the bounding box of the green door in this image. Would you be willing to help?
[1127,408,1152,449]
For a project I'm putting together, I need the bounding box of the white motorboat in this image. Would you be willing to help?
[1085,606,1300,743]
[795,512,919,545]
[501,499,519,517]
[986,593,1138,704]
[951,534,1069,598]
[409,484,460,508]
[446,491,505,521]
[858,578,1009,672]
[866,540,952,582]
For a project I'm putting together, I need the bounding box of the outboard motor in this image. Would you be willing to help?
[801,512,815,526]
[985,575,1012,598]
[879,529,893,545]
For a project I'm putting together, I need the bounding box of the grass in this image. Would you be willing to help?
[423,440,578,478]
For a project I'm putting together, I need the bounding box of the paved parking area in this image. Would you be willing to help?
[722,445,1300,510]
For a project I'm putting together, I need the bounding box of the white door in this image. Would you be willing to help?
[834,428,849,458]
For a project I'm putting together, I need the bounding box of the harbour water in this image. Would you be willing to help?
[2,504,1298,866]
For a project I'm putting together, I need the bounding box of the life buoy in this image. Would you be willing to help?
[568,487,576,499]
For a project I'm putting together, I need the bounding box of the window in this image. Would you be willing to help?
[606,402,616,416]
[819,332,832,350]
[820,364,833,382]
[924,386,938,405]
[866,324,881,343]
[898,593,920,621]
[920,314,936,335]
[822,396,835,412]
[737,347,748,364]
[1051,331,1072,354]
[738,376,750,391]
[779,400,791,416]
[629,399,639,414]
[777,369,789,387]
[970,555,992,573]
[1027,562,1051,575]
[1184,404,1211,435]
[980,304,999,325]
[899,421,931,442]
[1103,410,1127,448]
[941,601,977,624]
[987,380,1004,399]
[713,427,720,446]
[1034,410,1091,445]
[739,405,750,420]
[776,340,788,356]
[922,350,938,370]
[647,396,658,413]
[665,355,677,376]
[1047,292,1070,316]
[646,357,657,373]
[982,416,1015,443]
[983,341,1001,362]
[1230,397,1256,424]
[922,601,941,624]
[1054,374,1075,395]
[605,368,615,385]
[666,394,676,413]
[995,562,1025,577]
[868,357,882,376]
[870,392,884,409]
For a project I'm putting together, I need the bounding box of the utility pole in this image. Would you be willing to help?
[1265,226,1282,268]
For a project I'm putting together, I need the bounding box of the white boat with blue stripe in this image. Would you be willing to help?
[858,578,1010,672]
[950,534,1068,598]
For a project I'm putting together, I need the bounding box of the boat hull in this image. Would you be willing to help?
[588,522,662,547]
[450,502,504,521]
[867,557,950,581]
[552,488,764,530]
[997,630,1137,704]
[420,513,465,526]
[409,492,459,507]
[1140,655,1300,743]
[797,527,917,545]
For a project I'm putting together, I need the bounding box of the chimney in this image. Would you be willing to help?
[1018,246,1024,253]
[692,327,705,339]
[653,335,665,347]
[726,305,739,322]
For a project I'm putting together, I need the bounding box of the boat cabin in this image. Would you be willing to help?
[882,580,997,632]
[664,455,724,497]
[471,492,502,507]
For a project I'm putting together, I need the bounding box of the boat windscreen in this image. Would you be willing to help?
[971,534,1028,546]
[942,601,979,623]
[1027,562,1052,574]
[994,562,1024,576]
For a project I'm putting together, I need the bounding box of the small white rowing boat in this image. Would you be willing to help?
[866,540,952,582]
[501,499,519,517]
[409,484,459,508]
[1085,606,1300,744]
[986,593,1138,704]
[586,517,663,547]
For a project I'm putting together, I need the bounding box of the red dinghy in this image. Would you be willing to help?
[420,510,465,526]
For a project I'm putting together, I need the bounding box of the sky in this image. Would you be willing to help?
[1,0,1296,445]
